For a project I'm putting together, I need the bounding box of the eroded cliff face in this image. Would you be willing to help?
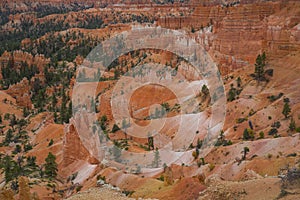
[0,51,49,72]
[62,123,99,171]
[158,1,300,75]
[6,78,32,108]
[0,51,50,107]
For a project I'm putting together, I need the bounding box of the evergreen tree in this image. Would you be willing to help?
[26,156,37,169]
[13,145,22,154]
[243,128,254,140]
[254,52,266,82]
[289,117,296,131]
[51,94,57,111]
[282,102,291,118]
[196,138,202,149]
[201,84,209,96]
[227,84,236,102]
[2,155,17,182]
[236,77,242,87]
[152,148,161,168]
[44,152,58,179]
[54,111,58,124]
[23,107,30,117]
[242,147,250,160]
[3,129,14,145]
[114,69,121,80]
[100,115,108,131]
[147,136,154,150]
[9,114,17,130]
[112,124,120,133]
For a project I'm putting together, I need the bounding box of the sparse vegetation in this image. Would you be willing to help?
[152,148,161,168]
[44,152,58,179]
[48,139,54,147]
[243,128,254,140]
[111,124,120,133]
[0,2,298,199]
[208,163,215,171]
[201,84,210,97]
[282,100,291,119]
[215,130,232,146]
[258,131,265,139]
[253,52,266,82]
[279,167,300,199]
[192,148,199,159]
[267,93,283,102]
[289,117,296,132]
[241,147,250,160]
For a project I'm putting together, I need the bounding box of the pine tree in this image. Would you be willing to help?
[9,114,17,130]
[289,117,296,132]
[148,135,154,150]
[227,84,236,102]
[54,111,58,124]
[26,156,37,169]
[112,124,120,133]
[261,52,266,66]
[2,155,17,182]
[242,147,249,160]
[236,77,242,88]
[254,52,266,82]
[51,94,57,111]
[44,152,58,179]
[282,102,291,118]
[201,84,209,96]
[23,107,29,117]
[243,128,254,140]
[4,129,14,145]
[152,149,161,168]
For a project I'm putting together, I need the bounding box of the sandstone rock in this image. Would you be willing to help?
[164,166,174,186]
[18,176,31,200]
[159,1,300,75]
[62,123,99,169]
[241,169,263,181]
[6,78,32,108]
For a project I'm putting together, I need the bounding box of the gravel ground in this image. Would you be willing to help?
[66,187,158,200]
[66,187,135,200]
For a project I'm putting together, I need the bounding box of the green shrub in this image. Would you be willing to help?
[76,185,83,192]
[287,153,297,157]
[236,118,247,124]
[208,163,215,171]
[258,131,264,139]
[243,128,254,140]
[268,128,278,136]
[122,190,134,197]
[111,124,120,133]
[157,174,164,181]
[48,139,54,147]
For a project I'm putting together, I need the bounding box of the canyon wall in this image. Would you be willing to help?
[6,78,32,108]
[62,122,99,170]
[158,1,300,74]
